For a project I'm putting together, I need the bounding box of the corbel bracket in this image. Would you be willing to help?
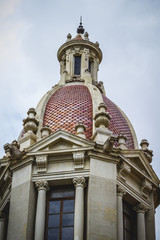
[72,151,85,169]
[118,160,131,182]
[36,155,48,173]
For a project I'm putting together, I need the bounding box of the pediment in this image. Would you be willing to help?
[130,157,149,175]
[122,150,159,184]
[27,130,94,154]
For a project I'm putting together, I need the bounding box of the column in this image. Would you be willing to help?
[34,180,48,240]
[117,185,126,240]
[135,203,148,240]
[146,190,156,240]
[73,177,86,240]
[0,212,6,240]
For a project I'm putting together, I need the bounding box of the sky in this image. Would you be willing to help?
[0,0,160,237]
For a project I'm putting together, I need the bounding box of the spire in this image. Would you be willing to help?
[77,16,85,34]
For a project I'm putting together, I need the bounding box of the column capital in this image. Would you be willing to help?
[35,180,49,191]
[117,185,126,197]
[134,203,149,214]
[73,177,86,188]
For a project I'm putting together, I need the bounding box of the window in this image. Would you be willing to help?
[46,186,75,240]
[88,60,91,72]
[74,56,81,75]
[123,201,137,240]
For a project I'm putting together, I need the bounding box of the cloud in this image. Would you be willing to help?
[0,0,20,20]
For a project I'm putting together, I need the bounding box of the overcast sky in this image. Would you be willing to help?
[0,0,160,237]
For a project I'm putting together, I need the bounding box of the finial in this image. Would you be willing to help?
[84,32,89,40]
[67,33,72,41]
[77,16,85,34]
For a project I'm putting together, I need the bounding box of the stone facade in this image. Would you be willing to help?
[0,22,159,240]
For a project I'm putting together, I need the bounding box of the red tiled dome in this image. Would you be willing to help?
[102,95,134,149]
[43,85,93,139]
[43,85,135,149]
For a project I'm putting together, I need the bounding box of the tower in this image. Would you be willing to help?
[0,21,159,240]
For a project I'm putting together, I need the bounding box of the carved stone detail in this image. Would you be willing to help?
[23,108,38,134]
[103,135,117,152]
[117,185,126,197]
[73,152,85,169]
[65,76,85,83]
[3,140,22,160]
[141,179,152,199]
[117,133,127,150]
[40,126,51,139]
[36,155,48,173]
[75,122,86,139]
[35,180,49,191]
[94,103,111,128]
[134,203,149,214]
[73,177,86,188]
[118,160,131,181]
[140,139,153,163]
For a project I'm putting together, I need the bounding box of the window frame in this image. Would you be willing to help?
[123,200,137,240]
[74,55,81,76]
[45,186,75,240]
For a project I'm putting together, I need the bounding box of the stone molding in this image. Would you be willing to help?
[117,185,126,197]
[72,151,85,169]
[134,203,149,214]
[35,180,49,191]
[73,177,86,188]
[4,170,12,182]
[36,155,48,173]
[118,160,131,181]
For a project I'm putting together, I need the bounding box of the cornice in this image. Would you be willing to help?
[57,39,102,63]
[10,156,34,172]
[117,179,150,207]
[87,150,119,164]
[27,146,94,156]
[119,153,159,186]
[32,169,89,182]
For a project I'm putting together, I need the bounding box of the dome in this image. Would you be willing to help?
[43,85,93,139]
[20,23,138,150]
[42,85,136,149]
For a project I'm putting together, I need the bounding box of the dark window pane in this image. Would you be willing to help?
[63,200,74,213]
[50,188,74,198]
[48,228,59,240]
[125,218,131,230]
[49,201,60,214]
[74,56,81,75]
[89,61,91,72]
[62,227,74,240]
[62,213,74,227]
[48,215,60,228]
